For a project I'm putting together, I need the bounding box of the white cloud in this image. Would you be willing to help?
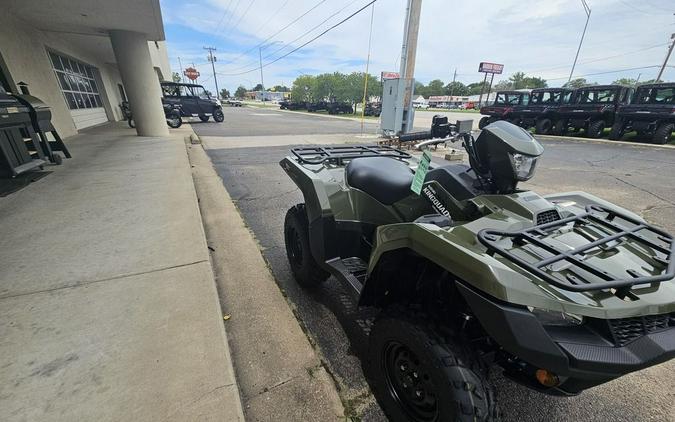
[161,0,675,93]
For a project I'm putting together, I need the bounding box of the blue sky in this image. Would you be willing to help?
[159,0,675,95]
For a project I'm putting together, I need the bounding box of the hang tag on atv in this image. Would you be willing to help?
[411,151,432,195]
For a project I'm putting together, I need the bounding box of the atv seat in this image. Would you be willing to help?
[424,164,480,201]
[346,157,414,205]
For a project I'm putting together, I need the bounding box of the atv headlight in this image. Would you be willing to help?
[528,307,584,327]
[510,153,538,181]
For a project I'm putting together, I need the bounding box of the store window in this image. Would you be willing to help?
[48,52,103,110]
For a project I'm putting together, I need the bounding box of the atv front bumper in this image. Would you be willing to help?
[458,283,675,395]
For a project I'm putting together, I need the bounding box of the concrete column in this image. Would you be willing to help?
[110,30,168,137]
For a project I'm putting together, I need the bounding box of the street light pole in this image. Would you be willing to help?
[656,33,675,82]
[568,0,591,83]
[204,46,219,98]
[259,47,265,101]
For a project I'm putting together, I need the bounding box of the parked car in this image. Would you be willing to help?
[363,102,381,117]
[555,85,632,138]
[225,98,243,107]
[160,82,224,122]
[413,102,429,109]
[279,100,306,110]
[479,91,530,128]
[610,83,675,144]
[506,88,574,134]
[327,102,353,114]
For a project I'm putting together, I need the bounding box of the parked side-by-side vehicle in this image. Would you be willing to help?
[555,85,632,138]
[610,83,675,144]
[160,82,224,122]
[479,91,530,129]
[509,88,573,135]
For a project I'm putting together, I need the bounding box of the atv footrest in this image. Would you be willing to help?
[478,205,675,292]
[325,257,367,295]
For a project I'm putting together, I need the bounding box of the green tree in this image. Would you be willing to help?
[494,80,513,90]
[291,75,316,102]
[522,76,547,88]
[220,88,230,99]
[612,78,638,86]
[272,85,290,92]
[414,81,428,97]
[204,90,212,97]
[509,72,527,89]
[444,81,468,96]
[172,72,181,83]
[563,78,591,88]
[253,83,264,91]
[426,79,446,96]
[466,82,485,96]
[234,85,247,98]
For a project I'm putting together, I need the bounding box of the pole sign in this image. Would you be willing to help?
[183,67,200,81]
[478,62,504,74]
[381,71,400,80]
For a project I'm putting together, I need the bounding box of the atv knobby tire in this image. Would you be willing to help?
[284,204,329,288]
[587,120,606,139]
[535,118,553,135]
[553,119,568,136]
[478,116,491,130]
[366,306,498,422]
[652,123,674,145]
[608,121,625,140]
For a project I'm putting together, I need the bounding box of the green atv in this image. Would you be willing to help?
[279,121,675,421]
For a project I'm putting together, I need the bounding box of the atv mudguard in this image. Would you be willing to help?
[361,191,675,319]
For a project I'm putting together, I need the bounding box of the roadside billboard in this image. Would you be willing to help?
[478,62,504,74]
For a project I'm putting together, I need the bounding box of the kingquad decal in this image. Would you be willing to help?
[422,183,451,218]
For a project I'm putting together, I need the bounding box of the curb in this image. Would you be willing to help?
[535,134,675,149]
[186,129,346,421]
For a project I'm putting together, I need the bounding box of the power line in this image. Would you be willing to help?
[219,0,327,67]
[223,0,258,40]
[213,0,235,34]
[217,0,378,76]
[219,0,242,35]
[547,65,664,81]
[264,0,362,60]
[221,0,360,74]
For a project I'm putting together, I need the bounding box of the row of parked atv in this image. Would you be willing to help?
[279,100,354,114]
[479,82,675,144]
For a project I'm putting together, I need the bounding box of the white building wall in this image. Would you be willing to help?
[0,11,170,138]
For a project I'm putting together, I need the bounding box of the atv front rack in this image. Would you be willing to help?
[478,205,675,292]
[291,145,411,165]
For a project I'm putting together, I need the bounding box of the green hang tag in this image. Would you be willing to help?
[411,151,432,195]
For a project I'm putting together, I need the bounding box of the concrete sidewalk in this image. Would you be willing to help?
[0,123,244,421]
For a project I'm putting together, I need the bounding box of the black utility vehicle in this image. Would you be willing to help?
[160,82,224,122]
[610,83,675,144]
[509,88,573,134]
[364,102,382,117]
[327,102,354,114]
[555,85,632,138]
[279,100,306,110]
[306,101,328,112]
[479,91,530,129]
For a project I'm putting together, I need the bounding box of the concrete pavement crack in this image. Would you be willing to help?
[235,187,298,202]
[610,175,675,207]
[0,259,209,300]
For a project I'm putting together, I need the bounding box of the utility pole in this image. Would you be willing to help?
[177,57,186,83]
[204,46,219,98]
[449,68,457,97]
[396,0,422,133]
[568,0,591,83]
[656,33,675,82]
[259,47,265,101]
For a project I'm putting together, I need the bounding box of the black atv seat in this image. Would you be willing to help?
[424,164,480,201]
[345,157,414,205]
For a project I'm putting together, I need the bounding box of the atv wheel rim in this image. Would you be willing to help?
[286,227,303,267]
[383,341,438,422]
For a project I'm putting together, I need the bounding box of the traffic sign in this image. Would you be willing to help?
[183,67,200,81]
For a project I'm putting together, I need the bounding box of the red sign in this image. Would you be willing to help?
[478,62,504,74]
[381,71,400,80]
[183,67,200,81]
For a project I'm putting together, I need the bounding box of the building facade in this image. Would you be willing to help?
[0,0,171,138]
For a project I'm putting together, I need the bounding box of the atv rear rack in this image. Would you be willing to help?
[478,205,675,292]
[291,145,411,165]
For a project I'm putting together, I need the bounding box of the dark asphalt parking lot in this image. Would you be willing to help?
[196,107,675,421]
